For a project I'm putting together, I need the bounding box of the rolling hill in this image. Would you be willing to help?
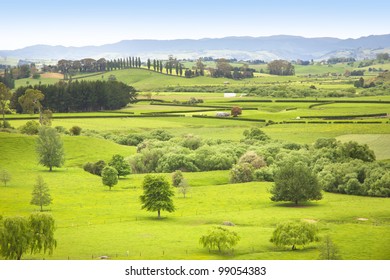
[1,34,390,61]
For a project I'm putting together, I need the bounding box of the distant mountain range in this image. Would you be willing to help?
[1,34,390,62]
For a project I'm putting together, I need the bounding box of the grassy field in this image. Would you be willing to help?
[2,61,390,260]
[1,132,389,260]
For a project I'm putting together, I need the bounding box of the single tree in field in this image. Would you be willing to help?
[178,179,190,198]
[0,169,11,187]
[36,127,65,171]
[140,175,175,219]
[31,176,52,212]
[29,213,57,256]
[318,235,341,260]
[231,106,242,117]
[200,226,240,253]
[0,216,31,260]
[108,154,131,178]
[0,82,12,127]
[270,221,319,250]
[101,166,118,190]
[270,161,322,205]
[18,89,45,125]
[171,170,184,187]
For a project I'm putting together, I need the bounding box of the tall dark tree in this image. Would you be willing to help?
[153,59,156,71]
[147,59,151,70]
[159,61,163,72]
[179,63,183,76]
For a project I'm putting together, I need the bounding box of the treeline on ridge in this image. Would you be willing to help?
[11,80,137,113]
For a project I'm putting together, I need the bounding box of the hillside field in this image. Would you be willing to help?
[1,133,389,260]
[1,64,390,260]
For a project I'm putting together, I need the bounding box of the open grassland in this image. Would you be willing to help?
[0,133,389,260]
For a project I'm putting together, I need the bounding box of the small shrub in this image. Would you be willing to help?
[54,126,67,134]
[69,126,82,136]
[19,120,40,135]
[0,120,12,129]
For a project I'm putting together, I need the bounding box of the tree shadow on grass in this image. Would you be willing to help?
[271,201,322,208]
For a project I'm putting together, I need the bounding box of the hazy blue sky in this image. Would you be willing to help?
[2,0,390,49]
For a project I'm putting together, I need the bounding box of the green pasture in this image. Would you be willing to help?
[0,132,389,260]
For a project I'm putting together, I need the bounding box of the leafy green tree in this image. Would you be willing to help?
[318,235,341,260]
[0,82,12,127]
[271,161,322,205]
[200,226,240,253]
[270,221,319,250]
[0,216,31,260]
[29,213,57,256]
[101,166,118,190]
[140,175,175,219]
[0,169,11,187]
[18,89,45,124]
[172,170,184,187]
[340,141,376,162]
[36,127,65,171]
[108,154,131,178]
[31,176,52,212]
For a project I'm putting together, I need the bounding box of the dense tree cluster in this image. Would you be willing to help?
[12,80,137,113]
[0,68,15,89]
[208,59,254,79]
[327,57,356,64]
[267,60,295,76]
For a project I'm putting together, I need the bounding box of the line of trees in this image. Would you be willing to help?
[57,57,142,79]
[11,80,137,113]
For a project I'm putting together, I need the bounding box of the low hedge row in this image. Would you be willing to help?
[192,115,266,122]
[300,113,387,119]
